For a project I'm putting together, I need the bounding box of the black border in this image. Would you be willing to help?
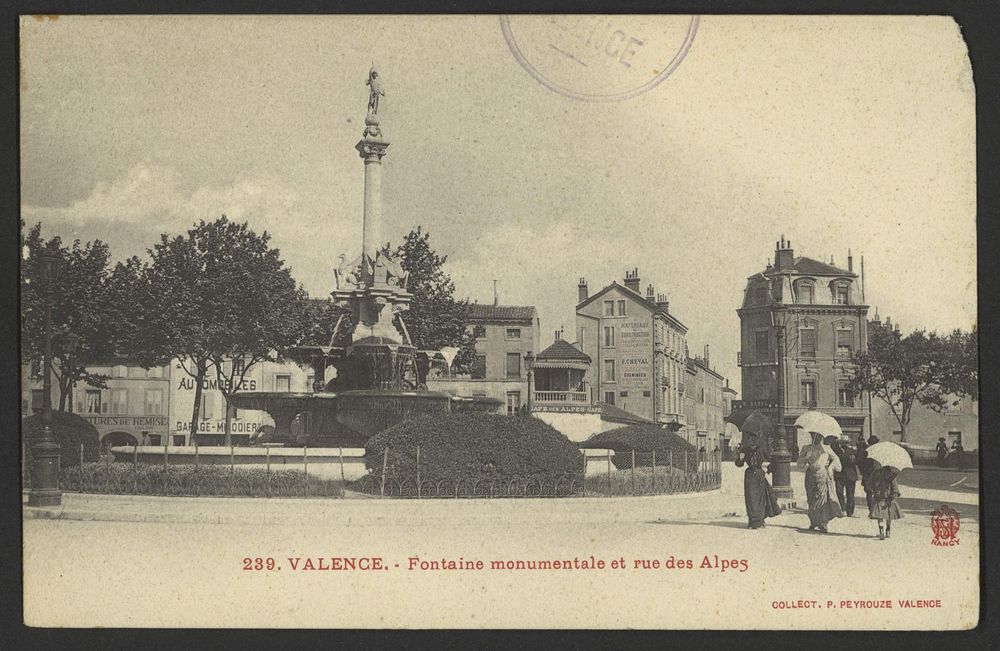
[2,2,997,649]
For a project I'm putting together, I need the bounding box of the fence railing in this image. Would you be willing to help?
[534,391,589,403]
[27,444,722,500]
[355,448,722,499]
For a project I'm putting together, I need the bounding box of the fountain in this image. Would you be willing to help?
[229,66,501,448]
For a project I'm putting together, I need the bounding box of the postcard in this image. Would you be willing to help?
[20,14,978,629]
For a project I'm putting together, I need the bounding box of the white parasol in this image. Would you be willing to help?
[794,411,843,450]
[864,441,913,471]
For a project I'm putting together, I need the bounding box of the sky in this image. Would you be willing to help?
[20,15,976,393]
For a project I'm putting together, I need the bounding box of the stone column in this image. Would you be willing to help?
[356,124,389,285]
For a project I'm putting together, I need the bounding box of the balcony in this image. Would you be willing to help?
[535,391,589,404]
[531,390,600,415]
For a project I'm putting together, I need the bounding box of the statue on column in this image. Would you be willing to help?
[366,67,384,116]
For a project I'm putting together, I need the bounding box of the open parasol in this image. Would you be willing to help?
[864,441,913,471]
[794,411,843,450]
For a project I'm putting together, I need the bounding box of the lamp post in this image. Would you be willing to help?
[28,246,63,507]
[769,313,793,499]
[523,351,535,415]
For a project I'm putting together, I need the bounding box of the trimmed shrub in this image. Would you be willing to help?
[22,411,101,471]
[363,413,584,482]
[60,462,344,498]
[579,424,700,472]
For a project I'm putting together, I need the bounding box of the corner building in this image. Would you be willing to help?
[576,269,687,429]
[737,237,870,448]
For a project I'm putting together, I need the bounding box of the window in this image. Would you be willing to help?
[111,389,129,415]
[172,435,185,446]
[31,389,44,412]
[274,374,291,392]
[797,283,814,305]
[799,327,816,358]
[604,359,616,382]
[835,286,850,305]
[472,324,486,339]
[30,357,43,378]
[200,394,213,420]
[506,391,521,415]
[603,300,615,316]
[148,434,162,446]
[604,326,615,347]
[471,354,487,379]
[145,389,159,416]
[617,300,626,316]
[505,353,521,378]
[754,286,768,305]
[604,391,615,406]
[837,382,855,407]
[643,390,651,397]
[699,387,705,403]
[771,279,783,302]
[232,358,246,376]
[620,390,628,397]
[506,328,521,339]
[948,430,962,446]
[85,390,102,414]
[800,380,816,408]
[836,328,853,357]
[755,330,770,358]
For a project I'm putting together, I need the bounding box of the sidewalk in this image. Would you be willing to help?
[22,463,977,526]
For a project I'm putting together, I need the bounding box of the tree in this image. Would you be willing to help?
[385,228,477,372]
[135,216,309,445]
[848,321,978,442]
[20,223,116,411]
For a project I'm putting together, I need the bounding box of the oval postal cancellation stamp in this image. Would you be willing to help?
[500,15,699,102]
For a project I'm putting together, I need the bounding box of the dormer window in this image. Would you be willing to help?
[834,283,850,305]
[796,281,814,305]
[753,286,768,305]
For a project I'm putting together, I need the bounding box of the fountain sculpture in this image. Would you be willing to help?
[230,67,501,447]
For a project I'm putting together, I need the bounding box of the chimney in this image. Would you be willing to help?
[554,329,561,342]
[646,284,655,299]
[624,267,641,292]
[578,277,588,303]
[774,235,794,271]
[847,249,853,273]
[704,344,709,366]
[656,293,670,312]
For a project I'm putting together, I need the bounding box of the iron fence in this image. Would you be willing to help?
[58,462,344,498]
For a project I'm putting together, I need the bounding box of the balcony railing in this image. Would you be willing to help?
[534,391,589,404]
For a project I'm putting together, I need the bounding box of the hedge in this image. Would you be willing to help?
[579,424,701,471]
[61,462,344,498]
[363,413,584,482]
[22,410,101,472]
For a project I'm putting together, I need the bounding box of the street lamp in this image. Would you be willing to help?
[523,351,535,415]
[28,246,63,507]
[769,310,793,499]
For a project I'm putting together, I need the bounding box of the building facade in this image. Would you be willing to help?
[737,237,870,448]
[168,356,311,445]
[575,269,688,428]
[426,303,540,414]
[682,351,729,453]
[871,396,978,452]
[22,360,172,447]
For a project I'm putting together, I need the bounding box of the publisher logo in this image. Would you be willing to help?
[931,505,960,547]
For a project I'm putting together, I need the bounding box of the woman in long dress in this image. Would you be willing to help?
[797,431,844,533]
[734,431,782,529]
